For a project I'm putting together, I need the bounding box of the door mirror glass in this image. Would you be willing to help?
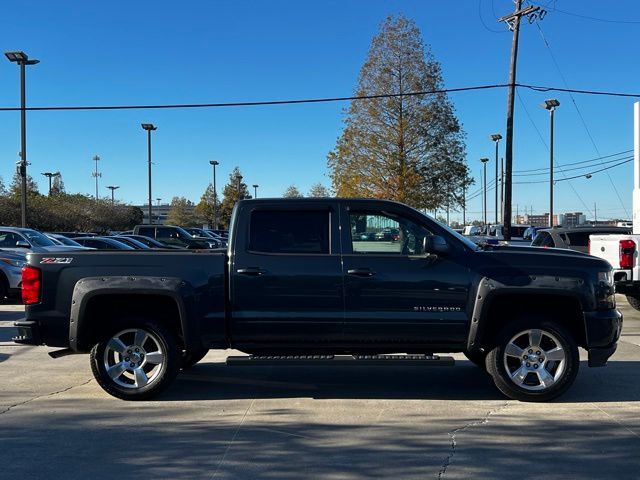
[423,235,449,254]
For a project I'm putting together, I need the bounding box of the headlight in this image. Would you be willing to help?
[0,258,26,268]
[598,271,614,285]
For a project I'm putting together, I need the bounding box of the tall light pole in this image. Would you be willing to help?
[92,155,101,201]
[542,99,560,227]
[253,184,259,198]
[490,134,502,224]
[5,51,39,227]
[481,158,489,228]
[106,185,119,205]
[41,171,60,196]
[209,160,219,229]
[156,197,162,206]
[237,175,243,202]
[141,123,157,224]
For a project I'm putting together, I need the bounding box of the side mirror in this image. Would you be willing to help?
[423,235,450,254]
[15,240,30,248]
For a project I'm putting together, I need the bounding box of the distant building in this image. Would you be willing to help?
[137,203,174,225]
[559,212,586,227]
[522,213,559,227]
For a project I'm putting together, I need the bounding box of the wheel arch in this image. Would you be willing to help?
[70,276,194,352]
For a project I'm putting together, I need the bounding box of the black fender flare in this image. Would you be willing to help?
[466,274,586,352]
[69,276,191,352]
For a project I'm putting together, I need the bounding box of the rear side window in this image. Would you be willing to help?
[249,210,329,254]
[565,232,590,247]
[137,226,154,237]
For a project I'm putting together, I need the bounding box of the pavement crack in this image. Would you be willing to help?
[0,378,93,415]
[437,401,510,479]
[211,398,255,479]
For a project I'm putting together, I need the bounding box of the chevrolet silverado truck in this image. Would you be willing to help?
[14,198,622,401]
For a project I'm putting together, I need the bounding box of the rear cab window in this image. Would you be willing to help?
[249,210,330,254]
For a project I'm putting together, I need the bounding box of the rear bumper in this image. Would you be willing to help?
[584,308,622,367]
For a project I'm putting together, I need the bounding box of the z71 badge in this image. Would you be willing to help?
[40,257,74,264]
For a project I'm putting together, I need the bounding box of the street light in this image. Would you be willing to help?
[5,51,39,227]
[156,197,162,206]
[209,160,219,229]
[253,184,259,198]
[41,171,60,196]
[141,123,157,224]
[480,158,489,228]
[541,99,560,227]
[490,134,502,224]
[106,185,120,205]
[92,155,101,201]
[237,175,243,202]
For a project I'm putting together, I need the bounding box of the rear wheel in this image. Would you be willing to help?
[486,319,579,402]
[90,322,180,400]
[626,295,640,312]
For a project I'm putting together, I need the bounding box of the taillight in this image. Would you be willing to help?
[21,266,41,305]
[619,239,636,269]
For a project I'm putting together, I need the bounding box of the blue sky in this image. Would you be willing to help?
[0,0,639,222]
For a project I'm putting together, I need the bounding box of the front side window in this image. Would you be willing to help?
[349,212,431,255]
[0,231,26,248]
[249,210,330,254]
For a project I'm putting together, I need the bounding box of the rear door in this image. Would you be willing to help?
[340,205,471,346]
[230,202,344,346]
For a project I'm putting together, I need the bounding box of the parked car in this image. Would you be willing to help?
[182,227,224,248]
[522,226,544,242]
[0,250,26,300]
[16,198,620,402]
[133,225,213,249]
[120,234,174,249]
[112,236,151,249]
[72,237,136,250]
[52,232,98,238]
[532,226,632,253]
[45,233,86,248]
[0,227,84,253]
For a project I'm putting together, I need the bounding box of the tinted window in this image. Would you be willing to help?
[23,230,56,247]
[249,210,329,254]
[0,231,25,248]
[137,226,154,237]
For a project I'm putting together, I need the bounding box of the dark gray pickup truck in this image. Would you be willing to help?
[14,198,622,401]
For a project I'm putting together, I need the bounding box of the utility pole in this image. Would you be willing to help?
[481,158,489,227]
[500,158,504,222]
[462,183,466,226]
[498,1,542,239]
[92,155,101,202]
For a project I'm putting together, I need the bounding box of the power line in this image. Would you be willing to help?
[478,0,507,33]
[514,149,632,173]
[542,5,640,24]
[0,82,639,112]
[514,157,633,184]
[513,155,633,176]
[535,22,629,217]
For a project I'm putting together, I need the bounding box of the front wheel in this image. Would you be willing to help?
[486,320,579,402]
[90,322,180,400]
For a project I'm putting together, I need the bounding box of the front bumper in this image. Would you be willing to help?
[584,308,622,367]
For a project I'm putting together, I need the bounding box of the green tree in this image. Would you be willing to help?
[166,196,200,227]
[327,15,471,210]
[218,167,252,228]
[283,184,303,198]
[308,183,331,197]
[194,183,220,228]
[0,176,6,196]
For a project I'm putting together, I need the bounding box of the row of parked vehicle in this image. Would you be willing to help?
[0,225,229,300]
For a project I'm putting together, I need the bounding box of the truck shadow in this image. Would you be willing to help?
[161,359,640,403]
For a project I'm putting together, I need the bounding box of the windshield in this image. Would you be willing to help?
[23,230,56,247]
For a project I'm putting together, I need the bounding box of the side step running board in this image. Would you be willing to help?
[226,354,454,366]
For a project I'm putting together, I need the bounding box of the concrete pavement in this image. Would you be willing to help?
[0,299,638,479]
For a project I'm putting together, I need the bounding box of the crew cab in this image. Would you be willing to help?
[14,199,622,402]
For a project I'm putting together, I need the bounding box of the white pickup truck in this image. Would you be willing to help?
[589,234,640,310]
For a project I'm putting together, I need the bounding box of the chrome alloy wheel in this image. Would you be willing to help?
[502,328,567,391]
[102,328,166,389]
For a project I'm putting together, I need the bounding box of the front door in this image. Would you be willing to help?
[341,208,470,347]
[231,204,344,348]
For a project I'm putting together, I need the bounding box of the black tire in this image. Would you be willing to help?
[626,295,640,312]
[181,347,209,369]
[0,273,7,303]
[90,321,180,400]
[463,350,488,369]
[486,319,579,402]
